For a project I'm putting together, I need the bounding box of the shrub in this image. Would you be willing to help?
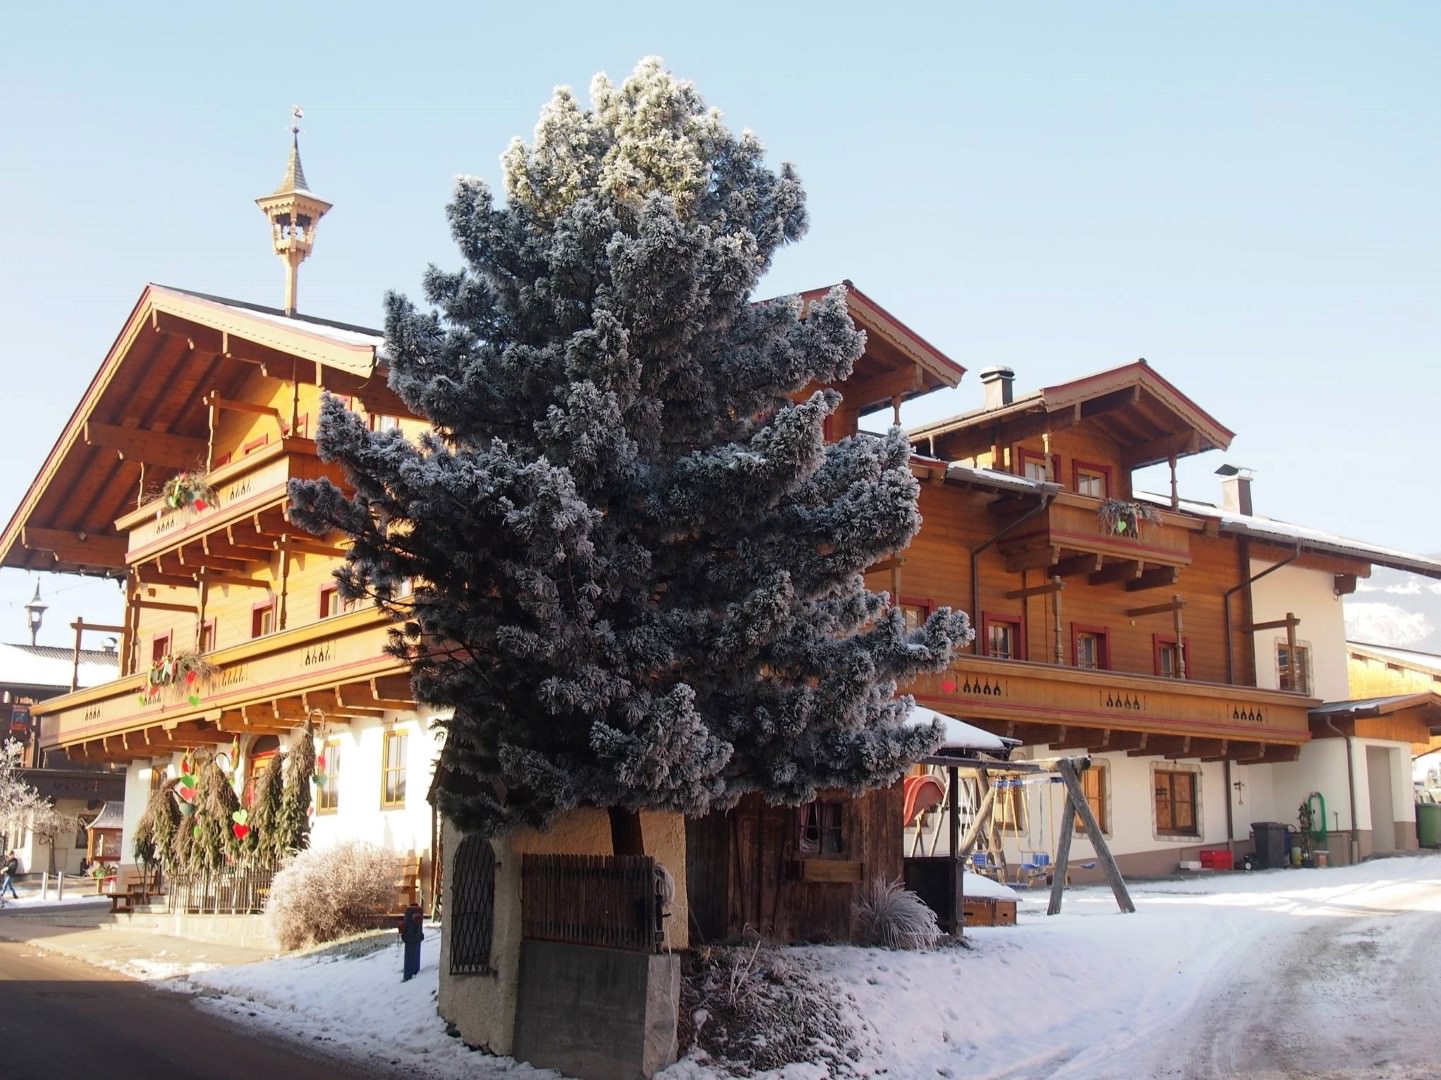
[854,877,942,950]
[265,840,400,951]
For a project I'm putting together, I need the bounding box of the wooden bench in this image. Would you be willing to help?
[106,867,160,914]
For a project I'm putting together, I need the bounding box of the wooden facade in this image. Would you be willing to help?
[686,786,903,944]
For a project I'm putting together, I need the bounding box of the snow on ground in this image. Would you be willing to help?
[147,853,1441,1080]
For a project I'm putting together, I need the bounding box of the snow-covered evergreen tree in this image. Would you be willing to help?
[289,59,972,850]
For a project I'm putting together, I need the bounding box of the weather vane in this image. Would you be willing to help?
[290,105,304,136]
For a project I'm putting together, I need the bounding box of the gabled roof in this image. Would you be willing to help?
[909,359,1233,468]
[797,282,966,412]
[1311,693,1441,735]
[0,284,395,576]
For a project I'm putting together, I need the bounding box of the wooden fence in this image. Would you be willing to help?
[521,853,660,953]
[166,860,278,915]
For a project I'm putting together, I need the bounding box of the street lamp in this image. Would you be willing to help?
[24,582,46,647]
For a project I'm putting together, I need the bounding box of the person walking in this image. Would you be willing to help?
[1,850,19,901]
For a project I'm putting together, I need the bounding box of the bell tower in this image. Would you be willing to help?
[255,106,331,315]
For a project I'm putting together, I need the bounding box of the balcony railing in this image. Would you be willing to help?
[35,606,409,758]
[116,439,344,562]
[909,654,1312,747]
[997,496,1193,569]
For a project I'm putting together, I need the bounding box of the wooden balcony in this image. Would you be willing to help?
[116,438,345,567]
[909,655,1313,762]
[34,607,412,762]
[996,496,1194,583]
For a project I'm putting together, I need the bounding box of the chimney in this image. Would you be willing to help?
[979,366,1015,409]
[1216,464,1254,516]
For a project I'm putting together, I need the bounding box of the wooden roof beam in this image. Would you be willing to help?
[22,526,128,567]
[1052,553,1103,578]
[1006,579,1064,600]
[1126,597,1186,618]
[84,421,208,470]
[275,535,347,558]
[1122,429,1203,469]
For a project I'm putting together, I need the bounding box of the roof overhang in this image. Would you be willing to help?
[0,285,391,576]
[910,359,1233,467]
[1310,693,1441,743]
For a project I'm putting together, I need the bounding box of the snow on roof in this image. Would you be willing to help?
[0,643,118,690]
[943,462,1057,496]
[87,801,125,830]
[155,285,386,353]
[1135,493,1441,578]
[1347,641,1441,674]
[905,704,1009,752]
[1310,693,1441,718]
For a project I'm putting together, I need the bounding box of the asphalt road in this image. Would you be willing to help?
[0,940,397,1080]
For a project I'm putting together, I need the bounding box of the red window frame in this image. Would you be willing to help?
[150,633,171,665]
[242,434,269,455]
[1071,624,1110,670]
[250,600,276,639]
[1016,448,1060,483]
[1153,634,1192,679]
[319,584,338,619]
[982,613,1025,660]
[898,595,934,631]
[199,619,217,653]
[1072,460,1113,498]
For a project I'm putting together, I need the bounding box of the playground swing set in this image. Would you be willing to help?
[904,754,1134,916]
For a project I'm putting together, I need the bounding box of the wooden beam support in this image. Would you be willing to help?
[134,600,200,614]
[1089,560,1143,586]
[83,421,208,469]
[867,556,906,575]
[197,569,272,590]
[1129,734,1192,758]
[275,536,348,558]
[1003,545,1060,573]
[1005,580,1065,600]
[1126,597,1186,618]
[1121,429,1201,469]
[1051,553,1102,578]
[1244,615,1302,632]
[134,568,199,589]
[21,526,128,567]
[1125,565,1181,592]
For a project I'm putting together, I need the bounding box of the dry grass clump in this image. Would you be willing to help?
[265,840,399,951]
[678,936,863,1076]
[855,877,942,950]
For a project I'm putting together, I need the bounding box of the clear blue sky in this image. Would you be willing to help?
[2,1,1437,644]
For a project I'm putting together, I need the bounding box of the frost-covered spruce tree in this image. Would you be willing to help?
[289,58,972,853]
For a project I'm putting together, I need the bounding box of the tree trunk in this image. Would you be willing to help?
[608,806,645,856]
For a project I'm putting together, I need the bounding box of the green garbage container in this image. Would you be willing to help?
[1417,803,1441,848]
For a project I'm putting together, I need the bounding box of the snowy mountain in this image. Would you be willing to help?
[1344,559,1441,654]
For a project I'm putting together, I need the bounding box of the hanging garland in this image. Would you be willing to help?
[160,470,218,515]
[1097,498,1161,537]
[139,651,217,707]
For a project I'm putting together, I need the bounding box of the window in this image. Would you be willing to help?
[983,614,1024,660]
[317,739,341,813]
[243,736,281,809]
[1075,763,1109,834]
[199,619,217,653]
[1072,461,1112,498]
[251,600,276,638]
[1277,642,1311,694]
[1154,768,1198,836]
[1016,448,1059,483]
[1072,625,1110,670]
[1154,635,1189,679]
[151,634,171,665]
[382,730,408,808]
[370,414,402,433]
[797,801,845,856]
[898,596,932,631]
[320,584,360,618]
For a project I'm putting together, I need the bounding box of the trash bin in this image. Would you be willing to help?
[1417,803,1441,849]
[1250,822,1289,870]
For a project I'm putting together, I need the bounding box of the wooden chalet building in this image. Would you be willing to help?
[892,363,1441,877]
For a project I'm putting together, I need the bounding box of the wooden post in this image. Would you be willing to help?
[1168,454,1179,509]
[1052,758,1135,915]
[1051,575,1063,665]
[1284,612,1297,688]
[1173,596,1187,680]
[277,546,292,631]
[947,763,962,937]
[71,617,85,692]
[206,393,218,471]
[1047,790,1077,916]
[196,575,210,651]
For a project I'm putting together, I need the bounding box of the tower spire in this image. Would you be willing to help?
[255,106,332,315]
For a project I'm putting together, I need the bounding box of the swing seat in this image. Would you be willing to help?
[970,850,1002,879]
[1017,851,1054,888]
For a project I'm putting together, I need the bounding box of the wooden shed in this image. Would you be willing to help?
[686,785,902,944]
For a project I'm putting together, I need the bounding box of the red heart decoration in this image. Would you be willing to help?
[177,784,195,802]
[186,670,197,684]
[193,499,207,511]
[942,680,957,693]
[232,824,250,840]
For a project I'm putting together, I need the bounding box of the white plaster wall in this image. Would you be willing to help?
[119,760,157,867]
[439,808,688,1057]
[1248,562,1349,701]
[307,711,440,859]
